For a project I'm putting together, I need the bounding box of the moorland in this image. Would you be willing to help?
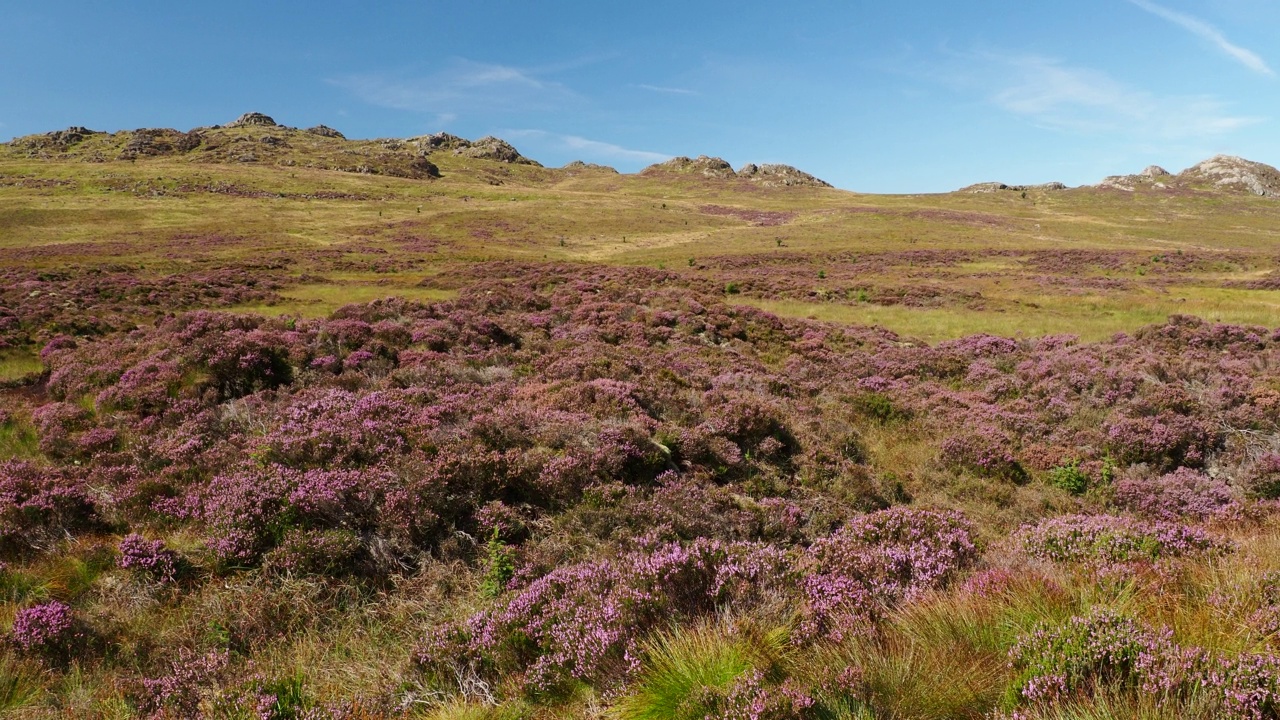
[2,112,1280,719]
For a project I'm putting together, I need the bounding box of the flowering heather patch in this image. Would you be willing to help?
[1,244,1280,713]
[1009,609,1205,704]
[419,538,792,692]
[1010,609,1280,719]
[1016,514,1229,565]
[138,648,230,717]
[939,426,1028,482]
[0,460,99,551]
[1113,467,1243,521]
[799,507,978,641]
[9,600,80,659]
[117,533,180,583]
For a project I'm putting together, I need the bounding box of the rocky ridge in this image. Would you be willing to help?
[958,181,1068,194]
[641,155,831,187]
[1096,156,1280,197]
[4,113,830,189]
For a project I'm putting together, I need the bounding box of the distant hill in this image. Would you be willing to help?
[3,112,830,190]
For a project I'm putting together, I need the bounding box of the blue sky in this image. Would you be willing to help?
[3,0,1277,192]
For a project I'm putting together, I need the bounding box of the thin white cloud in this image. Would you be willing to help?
[958,51,1261,139]
[505,129,670,164]
[1126,0,1273,76]
[328,59,579,118]
[637,84,699,96]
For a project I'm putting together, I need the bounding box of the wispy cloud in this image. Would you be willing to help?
[505,129,670,165]
[328,59,579,120]
[948,51,1261,139]
[637,84,699,96]
[1126,0,1273,76]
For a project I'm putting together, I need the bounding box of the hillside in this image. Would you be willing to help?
[2,116,1280,719]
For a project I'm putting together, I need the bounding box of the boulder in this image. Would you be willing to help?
[737,162,832,188]
[563,160,619,173]
[1178,155,1280,198]
[226,112,279,128]
[304,125,345,139]
[642,155,736,178]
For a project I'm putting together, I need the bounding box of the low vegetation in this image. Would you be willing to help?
[2,119,1280,718]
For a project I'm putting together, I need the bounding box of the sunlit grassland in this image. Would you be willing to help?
[5,153,1280,341]
[732,282,1280,343]
[229,283,458,318]
[0,352,42,382]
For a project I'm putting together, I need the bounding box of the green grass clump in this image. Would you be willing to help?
[614,623,786,720]
[0,351,43,381]
[0,655,44,713]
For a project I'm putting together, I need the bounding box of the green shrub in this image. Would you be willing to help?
[481,528,515,599]
[1048,461,1089,495]
[852,392,905,424]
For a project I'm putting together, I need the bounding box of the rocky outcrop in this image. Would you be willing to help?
[117,128,203,160]
[226,112,279,128]
[642,155,736,179]
[737,163,832,188]
[562,160,619,173]
[413,133,539,165]
[304,125,345,139]
[959,181,1067,194]
[1178,155,1280,198]
[1095,156,1279,197]
[457,136,537,164]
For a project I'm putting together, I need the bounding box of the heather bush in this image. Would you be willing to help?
[418,538,792,693]
[1016,514,1229,566]
[1212,653,1280,720]
[1008,609,1201,705]
[9,600,83,663]
[798,507,978,641]
[939,427,1029,483]
[139,648,230,717]
[1244,453,1280,500]
[0,461,100,552]
[1113,467,1242,521]
[117,533,181,583]
[1104,412,1219,469]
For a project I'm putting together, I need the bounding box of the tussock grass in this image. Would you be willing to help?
[0,352,42,382]
[0,654,45,715]
[612,620,788,720]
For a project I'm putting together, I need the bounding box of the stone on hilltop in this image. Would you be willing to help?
[412,133,538,165]
[1178,155,1280,198]
[642,155,736,179]
[738,163,832,188]
[563,160,619,173]
[304,125,345,139]
[227,112,279,128]
[958,181,1066,194]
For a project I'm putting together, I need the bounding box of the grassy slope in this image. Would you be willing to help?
[2,130,1280,718]
[4,128,1279,342]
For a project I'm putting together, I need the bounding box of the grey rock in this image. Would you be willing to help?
[642,155,736,178]
[1178,155,1280,198]
[958,181,1065,193]
[562,160,619,173]
[304,125,345,139]
[226,112,279,128]
[737,162,832,188]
